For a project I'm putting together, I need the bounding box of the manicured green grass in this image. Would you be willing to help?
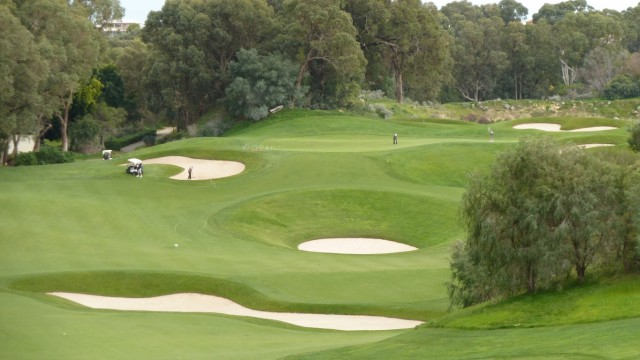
[1,107,638,359]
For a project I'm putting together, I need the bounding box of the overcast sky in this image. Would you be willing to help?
[119,0,639,24]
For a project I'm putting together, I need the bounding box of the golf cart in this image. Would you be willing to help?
[125,158,143,176]
[102,149,112,160]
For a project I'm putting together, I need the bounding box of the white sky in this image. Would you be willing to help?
[119,0,639,24]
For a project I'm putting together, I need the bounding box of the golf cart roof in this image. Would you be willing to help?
[127,158,142,165]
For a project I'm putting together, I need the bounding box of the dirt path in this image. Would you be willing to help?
[120,127,175,153]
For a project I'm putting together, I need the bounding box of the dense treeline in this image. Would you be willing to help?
[2,0,640,161]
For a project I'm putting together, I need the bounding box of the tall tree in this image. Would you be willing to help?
[72,0,125,31]
[497,0,528,24]
[0,2,47,163]
[143,0,274,130]
[449,15,507,101]
[18,0,103,151]
[376,0,450,103]
[224,48,303,121]
[283,0,366,104]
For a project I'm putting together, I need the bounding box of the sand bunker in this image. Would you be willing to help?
[513,123,617,132]
[49,292,423,331]
[576,144,615,149]
[143,156,245,180]
[298,238,417,254]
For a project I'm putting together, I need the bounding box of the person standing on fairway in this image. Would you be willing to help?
[188,165,193,180]
[489,127,494,143]
[393,133,398,145]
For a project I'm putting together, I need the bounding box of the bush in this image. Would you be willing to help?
[197,119,233,137]
[628,121,640,152]
[13,145,75,166]
[604,75,640,100]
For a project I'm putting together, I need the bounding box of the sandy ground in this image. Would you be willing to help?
[142,156,245,180]
[49,292,423,331]
[298,238,417,254]
[513,123,617,132]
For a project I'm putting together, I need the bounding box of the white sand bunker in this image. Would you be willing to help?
[513,123,617,132]
[298,238,418,255]
[143,156,245,180]
[577,144,615,149]
[49,292,423,331]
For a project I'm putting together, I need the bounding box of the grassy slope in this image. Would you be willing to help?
[1,105,639,359]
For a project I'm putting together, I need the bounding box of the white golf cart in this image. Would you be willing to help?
[102,149,112,160]
[125,158,143,176]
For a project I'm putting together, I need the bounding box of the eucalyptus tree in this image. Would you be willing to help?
[532,0,593,25]
[554,11,626,90]
[497,0,528,24]
[447,15,507,101]
[15,0,103,152]
[224,48,303,121]
[281,0,366,106]
[0,2,47,162]
[378,0,450,103]
[143,0,274,130]
[621,4,640,52]
[71,0,125,31]
[115,39,149,123]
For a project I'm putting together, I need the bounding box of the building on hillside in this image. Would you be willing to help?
[102,21,139,34]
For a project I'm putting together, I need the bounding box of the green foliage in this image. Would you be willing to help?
[69,116,101,150]
[13,145,75,166]
[604,74,640,100]
[225,49,303,121]
[450,136,635,308]
[627,120,640,152]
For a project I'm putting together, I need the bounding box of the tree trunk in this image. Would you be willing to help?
[57,112,69,152]
[33,120,52,152]
[575,264,586,282]
[395,70,404,104]
[527,263,536,293]
[58,92,74,152]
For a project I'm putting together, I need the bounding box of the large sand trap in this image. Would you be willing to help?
[143,156,245,180]
[49,292,423,331]
[513,123,617,132]
[298,238,417,254]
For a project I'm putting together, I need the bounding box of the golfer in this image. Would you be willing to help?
[188,165,193,180]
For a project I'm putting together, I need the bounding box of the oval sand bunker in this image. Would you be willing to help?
[513,123,617,132]
[298,238,418,255]
[143,156,245,180]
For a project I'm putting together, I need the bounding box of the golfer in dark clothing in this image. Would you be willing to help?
[188,165,193,180]
[393,133,398,144]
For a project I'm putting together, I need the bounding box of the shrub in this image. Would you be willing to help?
[604,75,640,100]
[628,121,640,152]
[13,145,75,166]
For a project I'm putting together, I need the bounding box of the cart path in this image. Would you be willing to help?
[120,127,175,153]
